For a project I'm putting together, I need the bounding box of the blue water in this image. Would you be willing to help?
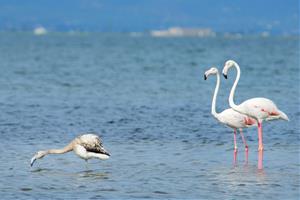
[0,33,299,199]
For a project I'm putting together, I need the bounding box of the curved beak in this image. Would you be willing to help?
[204,74,207,80]
[223,73,228,79]
[30,156,37,167]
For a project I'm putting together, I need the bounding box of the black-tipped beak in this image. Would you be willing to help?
[30,157,36,167]
[204,75,207,80]
[223,73,227,79]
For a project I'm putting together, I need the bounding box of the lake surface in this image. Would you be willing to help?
[0,33,299,199]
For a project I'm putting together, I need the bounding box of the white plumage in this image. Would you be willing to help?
[222,60,289,168]
[204,67,256,153]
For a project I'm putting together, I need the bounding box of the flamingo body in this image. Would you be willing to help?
[73,134,110,160]
[217,108,256,129]
[233,97,289,122]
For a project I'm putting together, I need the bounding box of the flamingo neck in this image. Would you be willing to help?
[46,142,73,155]
[211,72,220,119]
[229,62,241,112]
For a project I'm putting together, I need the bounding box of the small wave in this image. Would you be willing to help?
[30,168,52,173]
[20,188,32,191]
[153,190,169,194]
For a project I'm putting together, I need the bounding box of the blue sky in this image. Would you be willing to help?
[0,0,299,34]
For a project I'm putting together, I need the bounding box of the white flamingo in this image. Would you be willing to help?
[204,67,256,162]
[30,133,110,167]
[222,60,289,168]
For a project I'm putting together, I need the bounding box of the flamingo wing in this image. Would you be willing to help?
[78,134,106,154]
[219,109,255,128]
[242,98,284,120]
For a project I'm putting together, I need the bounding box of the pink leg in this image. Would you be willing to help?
[258,150,264,170]
[257,122,264,169]
[257,122,264,151]
[233,128,238,165]
[239,128,248,151]
[239,128,248,164]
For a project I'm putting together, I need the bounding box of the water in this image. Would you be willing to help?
[0,32,299,199]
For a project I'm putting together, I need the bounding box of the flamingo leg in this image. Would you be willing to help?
[85,159,89,171]
[239,128,248,164]
[257,122,264,151]
[258,150,264,170]
[257,122,264,169]
[239,128,248,151]
[233,128,238,165]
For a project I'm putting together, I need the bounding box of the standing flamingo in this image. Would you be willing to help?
[204,67,256,164]
[222,60,289,169]
[30,133,110,167]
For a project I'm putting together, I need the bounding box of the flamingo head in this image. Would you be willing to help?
[222,60,237,79]
[30,150,47,167]
[204,67,218,80]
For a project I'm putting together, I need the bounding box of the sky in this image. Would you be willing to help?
[0,0,299,34]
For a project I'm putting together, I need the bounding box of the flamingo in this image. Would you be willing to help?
[204,67,256,163]
[222,60,289,169]
[30,133,110,167]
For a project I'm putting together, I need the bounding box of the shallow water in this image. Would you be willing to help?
[0,33,299,199]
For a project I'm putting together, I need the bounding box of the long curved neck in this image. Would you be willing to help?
[46,142,74,155]
[211,72,220,118]
[229,62,241,111]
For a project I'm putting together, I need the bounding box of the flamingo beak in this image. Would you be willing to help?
[223,73,228,79]
[30,156,37,167]
[204,74,207,80]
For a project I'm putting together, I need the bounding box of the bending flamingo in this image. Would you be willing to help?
[222,60,289,169]
[31,133,110,167]
[204,67,256,163]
